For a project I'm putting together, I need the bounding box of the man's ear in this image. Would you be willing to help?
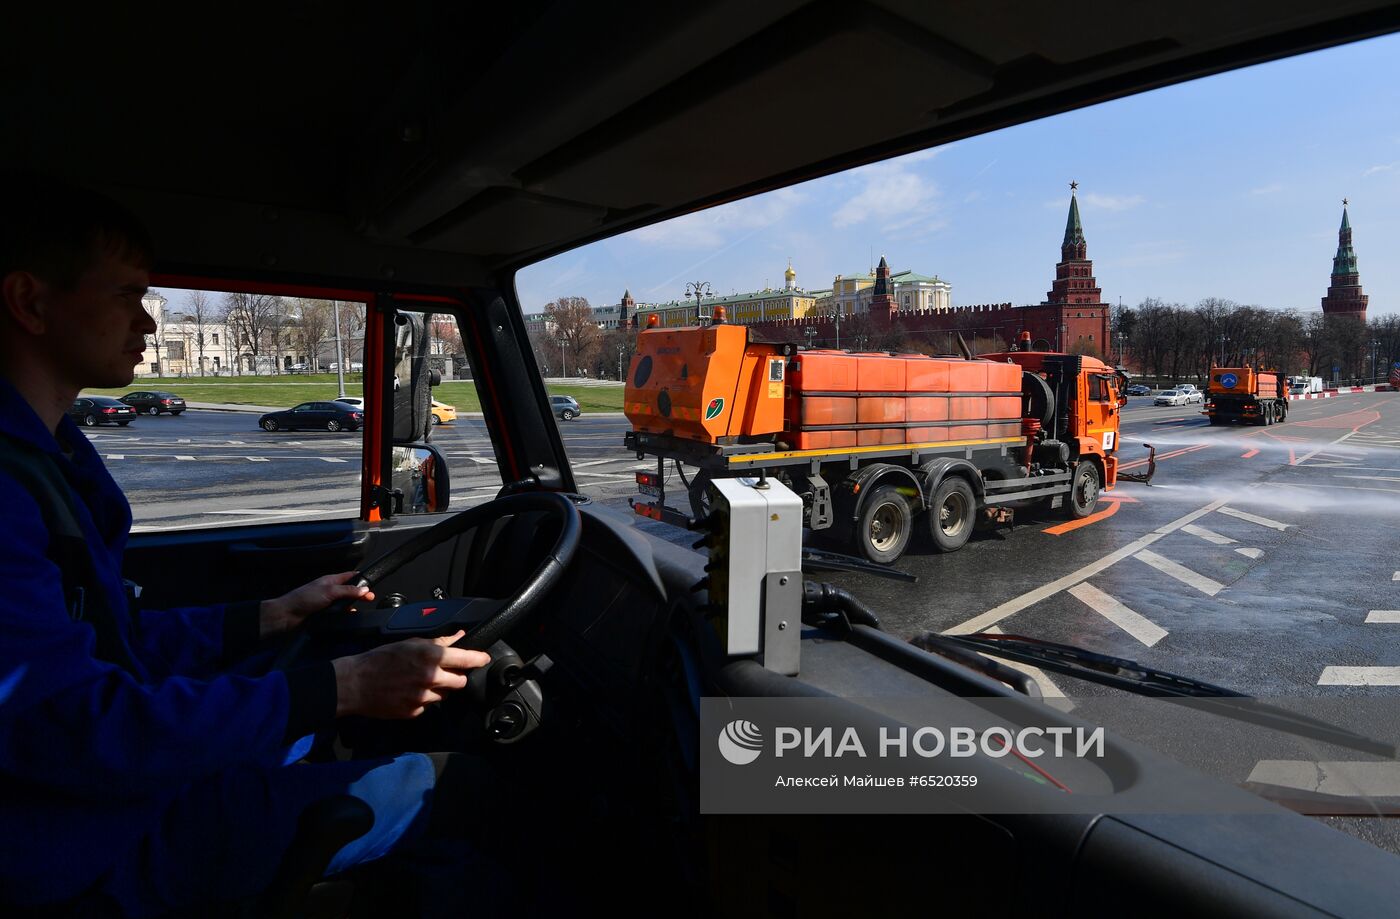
[0,271,49,335]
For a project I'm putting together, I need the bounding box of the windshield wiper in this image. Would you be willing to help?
[911,631,1394,758]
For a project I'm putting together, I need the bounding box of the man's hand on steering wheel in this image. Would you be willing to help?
[259,571,377,639]
[332,630,491,719]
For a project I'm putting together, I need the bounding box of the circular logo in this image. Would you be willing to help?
[1220,373,1238,389]
[717,719,764,765]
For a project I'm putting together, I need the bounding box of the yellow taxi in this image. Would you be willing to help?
[430,400,457,425]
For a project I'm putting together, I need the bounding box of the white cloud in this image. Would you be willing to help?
[1363,163,1396,177]
[832,160,942,235]
[630,188,806,250]
[1249,183,1284,196]
[1115,240,1186,268]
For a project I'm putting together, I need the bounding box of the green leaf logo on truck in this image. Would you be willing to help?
[704,397,725,420]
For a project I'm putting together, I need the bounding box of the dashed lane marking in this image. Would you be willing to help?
[248,456,269,462]
[1318,667,1400,686]
[1235,548,1263,559]
[175,455,196,461]
[1365,611,1400,623]
[1067,582,1167,647]
[1392,571,1400,581]
[320,457,348,463]
[1241,448,1259,459]
[105,454,124,460]
[1135,549,1225,596]
[1247,761,1400,797]
[1216,506,1290,530]
[1182,524,1236,546]
[1041,499,1120,535]
[946,498,1230,635]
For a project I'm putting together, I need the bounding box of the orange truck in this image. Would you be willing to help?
[623,323,1130,563]
[1203,366,1288,426]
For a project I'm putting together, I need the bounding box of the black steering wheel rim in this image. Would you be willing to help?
[273,492,582,671]
[356,491,581,650]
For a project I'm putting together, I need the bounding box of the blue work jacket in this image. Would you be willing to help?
[0,379,333,908]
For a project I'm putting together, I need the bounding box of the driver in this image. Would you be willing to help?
[0,174,493,914]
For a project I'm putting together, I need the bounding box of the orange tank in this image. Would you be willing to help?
[624,324,786,443]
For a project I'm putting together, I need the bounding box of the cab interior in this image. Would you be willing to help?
[11,2,1400,916]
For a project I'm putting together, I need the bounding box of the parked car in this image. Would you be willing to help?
[550,394,581,421]
[1174,384,1203,403]
[288,363,311,373]
[258,401,363,432]
[1125,384,1151,396]
[327,361,364,372]
[119,390,186,415]
[333,397,364,408]
[1152,388,1188,406]
[69,396,136,427]
[430,400,457,425]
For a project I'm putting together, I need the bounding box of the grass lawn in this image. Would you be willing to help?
[85,374,626,412]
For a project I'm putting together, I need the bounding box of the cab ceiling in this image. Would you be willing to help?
[4,1,1399,289]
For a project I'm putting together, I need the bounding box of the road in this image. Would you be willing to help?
[83,392,1400,844]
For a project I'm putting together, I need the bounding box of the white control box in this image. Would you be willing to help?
[708,477,803,675]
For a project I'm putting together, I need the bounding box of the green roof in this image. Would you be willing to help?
[1063,193,1085,247]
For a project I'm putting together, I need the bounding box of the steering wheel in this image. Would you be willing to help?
[273,492,581,668]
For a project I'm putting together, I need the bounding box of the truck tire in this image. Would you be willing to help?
[927,476,975,553]
[687,469,714,520]
[856,485,912,564]
[1064,462,1101,519]
[1275,401,1287,423]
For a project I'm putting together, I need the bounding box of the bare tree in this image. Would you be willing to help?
[293,299,332,369]
[187,289,213,376]
[544,296,602,377]
[222,291,281,375]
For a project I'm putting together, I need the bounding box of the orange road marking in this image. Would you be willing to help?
[1043,499,1120,535]
[1241,448,1259,459]
[1119,443,1210,471]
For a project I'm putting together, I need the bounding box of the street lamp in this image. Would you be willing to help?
[558,339,568,378]
[1217,334,1228,367]
[617,345,624,381]
[686,281,713,325]
[1372,339,1380,384]
[804,326,817,350]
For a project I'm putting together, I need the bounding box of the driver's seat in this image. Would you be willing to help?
[247,794,375,919]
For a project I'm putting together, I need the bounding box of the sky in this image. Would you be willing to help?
[516,31,1400,318]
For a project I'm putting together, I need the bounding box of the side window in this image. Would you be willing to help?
[1088,375,1104,402]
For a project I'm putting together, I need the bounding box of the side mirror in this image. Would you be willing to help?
[389,443,451,515]
[392,313,435,443]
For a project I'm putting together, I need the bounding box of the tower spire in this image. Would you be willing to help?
[1322,199,1367,322]
[1046,183,1100,308]
[1062,182,1085,255]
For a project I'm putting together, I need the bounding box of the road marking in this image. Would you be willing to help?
[1319,667,1400,686]
[1241,448,1259,459]
[1117,443,1210,471]
[1041,499,1120,535]
[1235,548,1263,559]
[947,498,1230,635]
[1135,549,1224,596]
[1392,571,1400,581]
[1247,761,1400,797]
[1182,524,1236,545]
[320,457,348,463]
[104,454,124,460]
[175,455,196,461]
[176,438,191,444]
[1337,475,1400,482]
[571,459,624,468]
[1067,582,1167,647]
[248,456,269,462]
[1216,506,1290,530]
[1365,611,1400,623]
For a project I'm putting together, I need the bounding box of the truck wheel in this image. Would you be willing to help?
[1275,402,1287,423]
[928,476,975,553]
[1064,462,1101,519]
[687,470,714,520]
[1207,416,1221,426]
[857,485,912,564]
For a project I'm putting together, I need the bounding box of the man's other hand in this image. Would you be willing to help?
[260,571,375,638]
[331,631,491,719]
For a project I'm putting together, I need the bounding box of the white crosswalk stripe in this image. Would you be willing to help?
[1216,506,1290,530]
[1248,761,1400,797]
[1235,548,1263,559]
[1067,582,1167,646]
[1134,550,1224,596]
[1319,667,1400,686]
[1364,611,1400,623]
[1182,524,1236,546]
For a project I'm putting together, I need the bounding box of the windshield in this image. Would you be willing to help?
[517,33,1400,847]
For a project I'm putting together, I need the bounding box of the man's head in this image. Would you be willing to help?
[0,174,157,392]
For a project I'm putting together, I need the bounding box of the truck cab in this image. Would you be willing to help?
[8,4,1400,917]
